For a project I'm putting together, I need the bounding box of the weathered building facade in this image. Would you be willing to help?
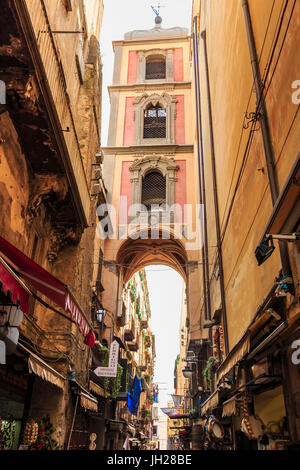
[0,0,106,450]
[184,0,300,450]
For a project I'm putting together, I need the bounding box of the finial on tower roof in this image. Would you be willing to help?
[151,3,164,26]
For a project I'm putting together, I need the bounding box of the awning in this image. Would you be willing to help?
[222,396,237,417]
[19,344,66,390]
[89,380,105,397]
[72,381,99,412]
[160,408,189,419]
[0,236,95,347]
[216,333,250,383]
[80,391,98,412]
[260,152,300,237]
[201,390,219,415]
[0,257,30,313]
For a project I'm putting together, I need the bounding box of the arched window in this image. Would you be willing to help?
[145,55,166,80]
[143,103,166,139]
[141,171,166,209]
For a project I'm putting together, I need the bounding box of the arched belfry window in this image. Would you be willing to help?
[133,93,177,145]
[145,55,166,80]
[141,170,166,209]
[143,103,166,139]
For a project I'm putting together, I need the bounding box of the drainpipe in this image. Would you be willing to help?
[200,31,229,357]
[192,17,211,327]
[241,0,291,278]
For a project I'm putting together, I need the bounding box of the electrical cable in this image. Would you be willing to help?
[219,0,296,244]
[219,0,278,234]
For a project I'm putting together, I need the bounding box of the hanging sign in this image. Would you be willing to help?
[93,340,119,378]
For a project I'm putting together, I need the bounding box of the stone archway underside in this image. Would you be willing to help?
[117,236,188,284]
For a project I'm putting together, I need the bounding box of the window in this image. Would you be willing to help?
[133,92,177,145]
[141,171,166,209]
[145,55,166,80]
[143,103,166,139]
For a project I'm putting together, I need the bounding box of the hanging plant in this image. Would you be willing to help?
[145,335,151,349]
[100,350,123,400]
[111,364,123,400]
[203,356,217,390]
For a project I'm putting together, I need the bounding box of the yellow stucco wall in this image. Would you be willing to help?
[194,0,300,350]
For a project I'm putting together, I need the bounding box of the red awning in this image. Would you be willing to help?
[0,236,95,347]
[0,260,30,313]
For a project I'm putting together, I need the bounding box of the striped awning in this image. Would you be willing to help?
[216,334,250,383]
[89,380,105,397]
[222,397,237,417]
[27,353,66,390]
[201,391,219,415]
[80,391,98,412]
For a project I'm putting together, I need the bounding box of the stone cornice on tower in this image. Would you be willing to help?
[124,24,189,42]
[102,145,194,155]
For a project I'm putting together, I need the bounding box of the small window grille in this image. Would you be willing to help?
[146,57,166,80]
[142,171,166,209]
[144,104,166,139]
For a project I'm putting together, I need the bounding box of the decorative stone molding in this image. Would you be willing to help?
[133,92,177,146]
[129,154,179,207]
[27,173,69,221]
[47,225,82,263]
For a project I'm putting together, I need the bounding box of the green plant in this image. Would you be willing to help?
[189,409,199,419]
[99,348,123,400]
[203,356,217,390]
[1,415,16,450]
[145,335,151,349]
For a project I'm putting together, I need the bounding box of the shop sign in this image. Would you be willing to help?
[93,340,119,378]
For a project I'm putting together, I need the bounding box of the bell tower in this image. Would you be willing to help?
[102,14,200,336]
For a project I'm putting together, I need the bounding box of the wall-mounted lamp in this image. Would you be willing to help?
[182,366,193,379]
[256,233,300,266]
[96,308,106,324]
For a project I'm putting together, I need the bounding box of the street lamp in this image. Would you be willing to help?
[182,366,193,379]
[96,308,106,324]
[96,308,106,341]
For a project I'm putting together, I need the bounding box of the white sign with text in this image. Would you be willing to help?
[93,340,119,378]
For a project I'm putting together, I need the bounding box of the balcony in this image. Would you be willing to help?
[124,318,135,342]
[5,1,93,226]
[127,341,139,352]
